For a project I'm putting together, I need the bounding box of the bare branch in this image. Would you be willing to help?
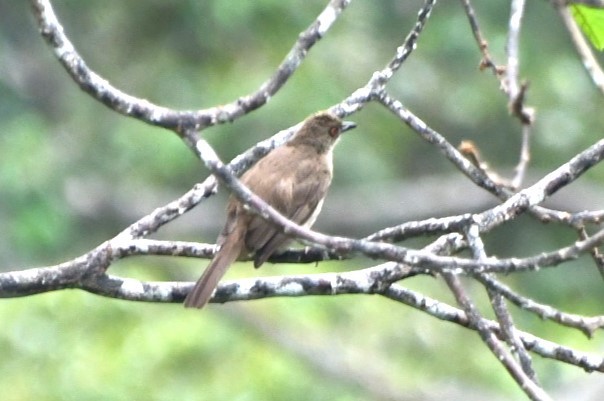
[459,0,506,80]
[29,0,352,130]
[556,2,604,94]
[512,123,532,188]
[443,273,550,401]
[4,135,604,302]
[578,226,604,281]
[384,284,604,372]
[476,273,604,337]
[465,225,541,388]
[506,0,525,99]
[377,91,507,197]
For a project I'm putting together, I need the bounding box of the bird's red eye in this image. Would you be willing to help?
[329,126,339,137]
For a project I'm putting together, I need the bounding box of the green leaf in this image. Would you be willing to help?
[571,4,604,51]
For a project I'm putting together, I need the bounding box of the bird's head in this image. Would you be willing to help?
[290,112,356,153]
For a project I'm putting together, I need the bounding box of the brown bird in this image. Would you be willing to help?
[184,112,356,308]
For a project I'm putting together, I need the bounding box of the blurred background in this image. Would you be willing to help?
[1,0,604,399]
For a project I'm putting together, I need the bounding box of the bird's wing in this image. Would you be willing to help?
[243,167,294,255]
[287,157,332,226]
[246,153,332,267]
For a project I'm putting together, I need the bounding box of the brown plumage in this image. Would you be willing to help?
[184,112,356,308]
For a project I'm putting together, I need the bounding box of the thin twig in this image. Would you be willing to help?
[512,123,532,189]
[578,226,604,281]
[506,0,526,100]
[465,225,540,384]
[459,0,505,82]
[384,284,604,373]
[476,273,604,337]
[557,2,604,94]
[442,273,550,401]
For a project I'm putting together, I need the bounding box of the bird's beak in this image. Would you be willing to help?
[341,121,357,132]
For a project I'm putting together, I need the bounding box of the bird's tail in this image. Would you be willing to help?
[184,231,244,309]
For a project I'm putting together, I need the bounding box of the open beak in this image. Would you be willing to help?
[341,121,357,132]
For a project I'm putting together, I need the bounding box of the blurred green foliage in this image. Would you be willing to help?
[572,4,604,51]
[1,0,604,399]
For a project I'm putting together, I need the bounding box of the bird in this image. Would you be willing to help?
[183,111,356,308]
